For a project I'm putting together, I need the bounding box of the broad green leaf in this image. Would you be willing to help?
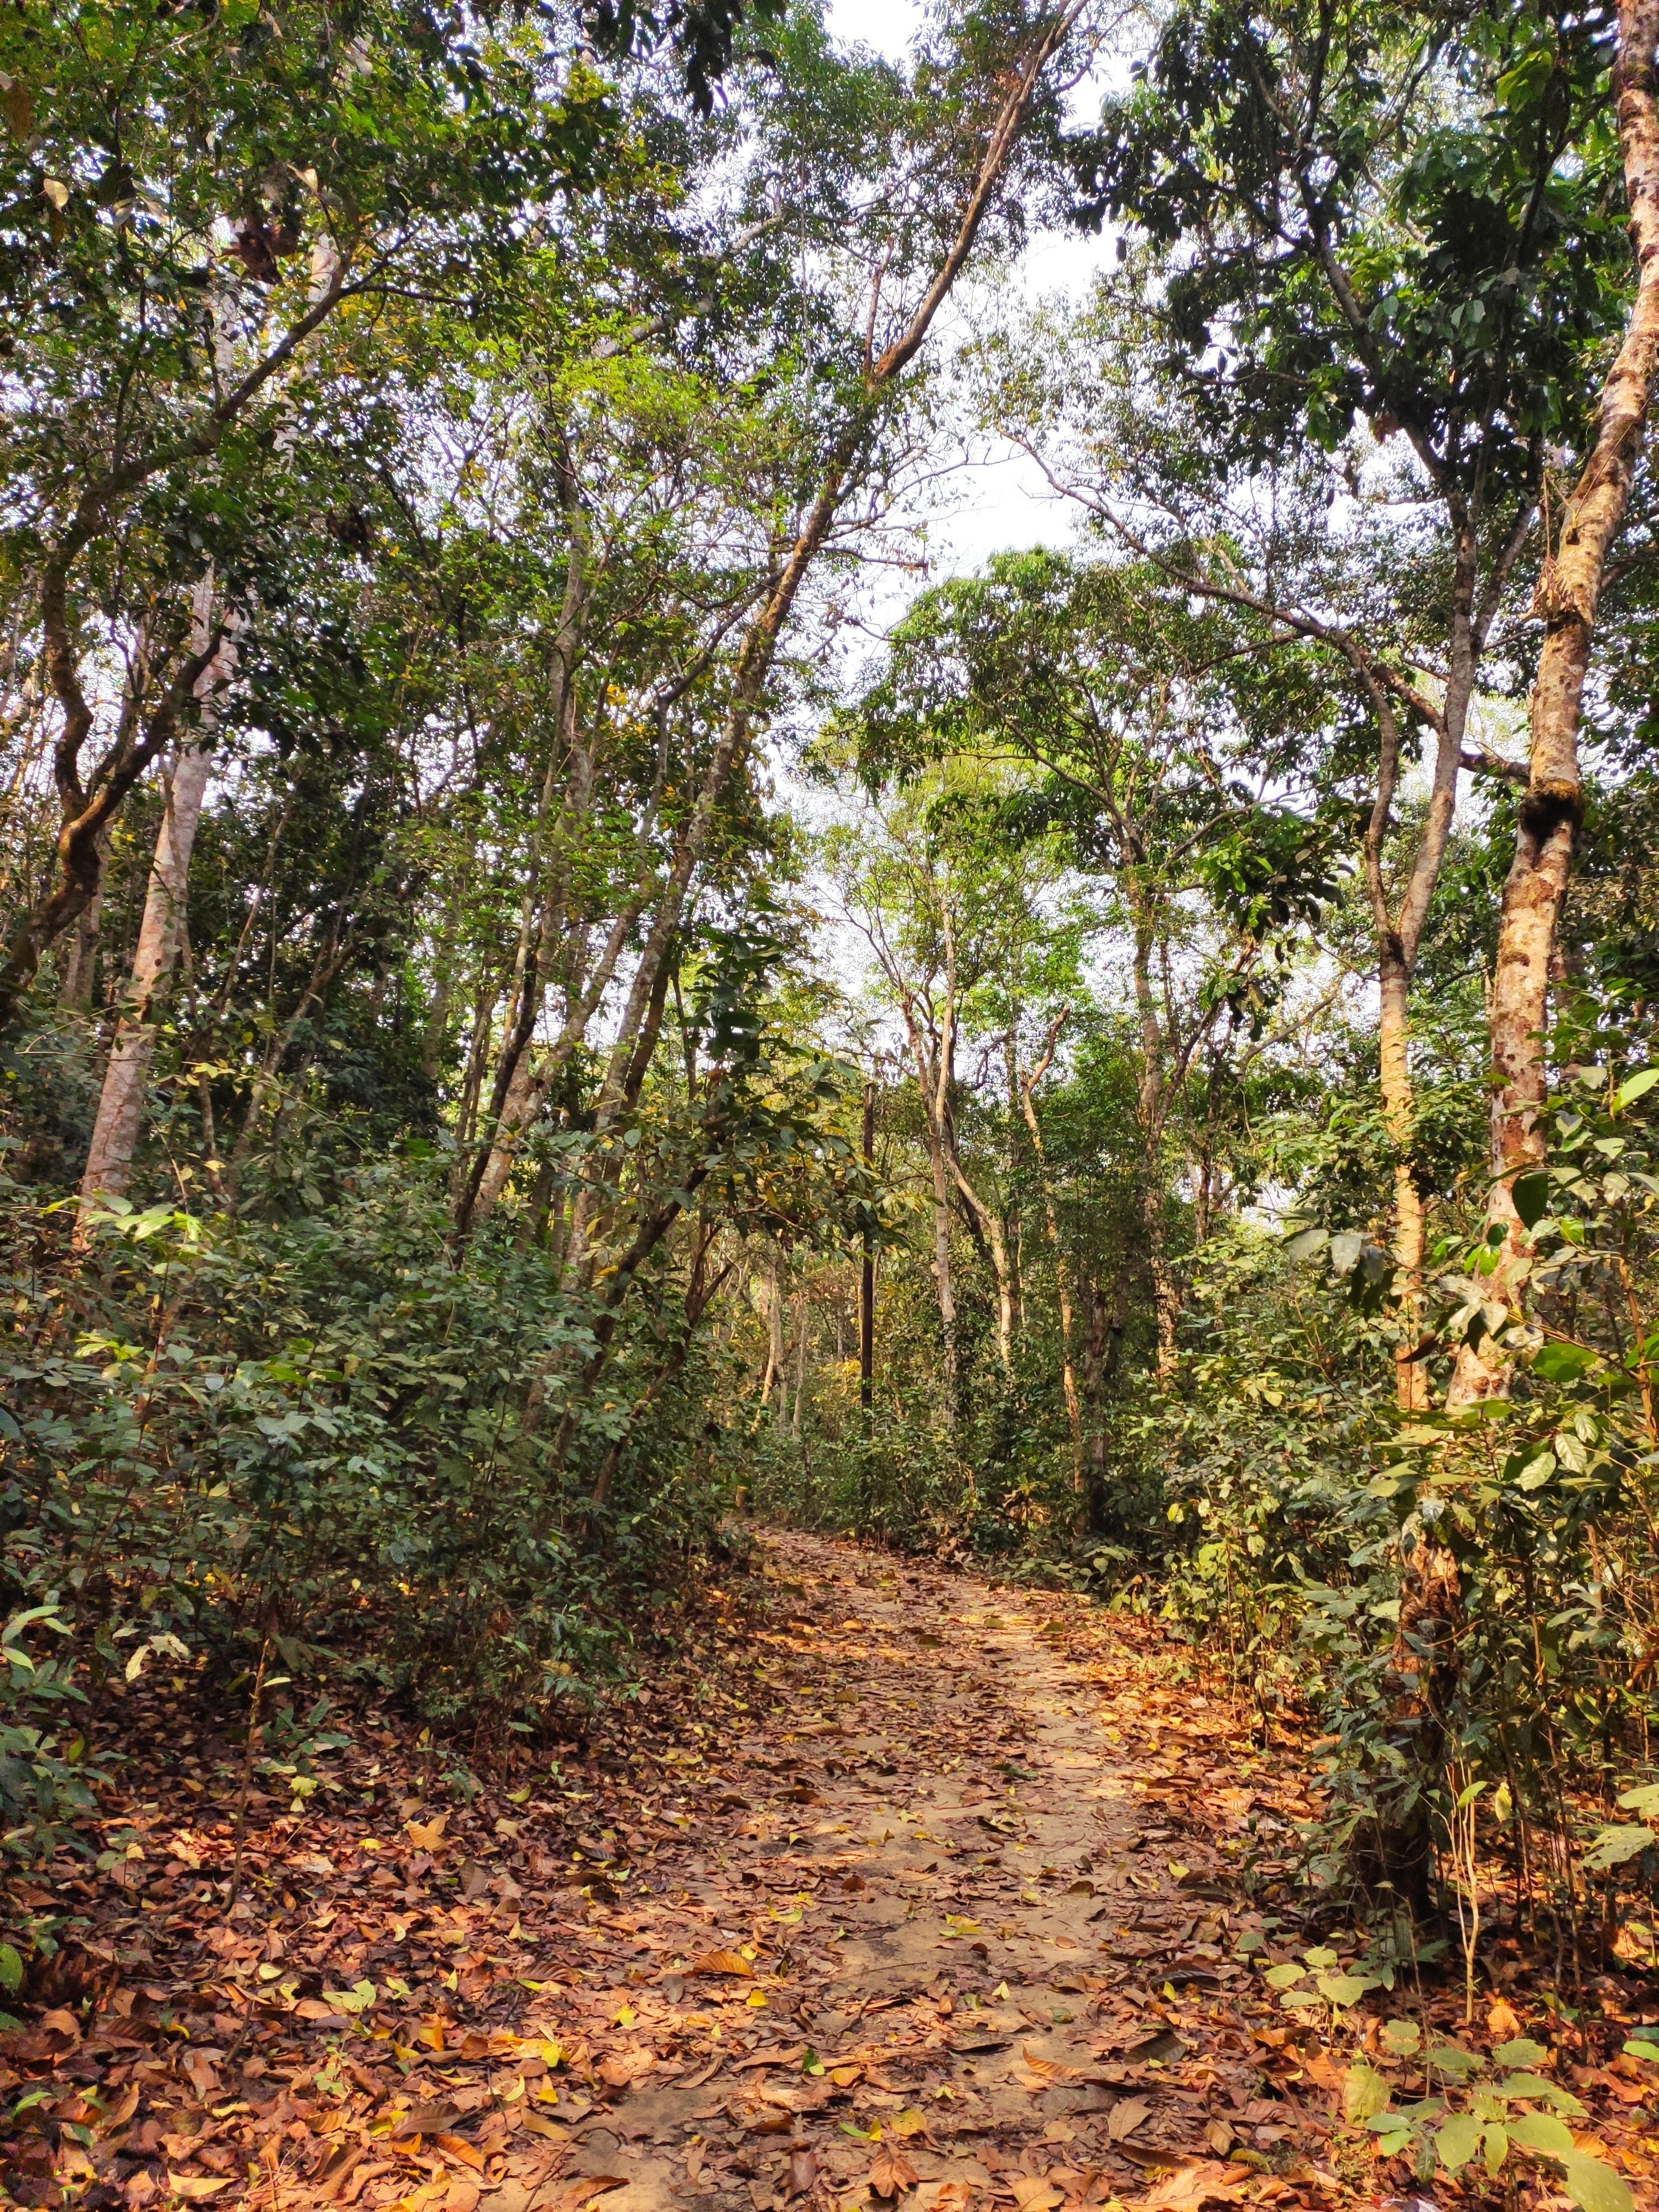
[1436,2115,1483,2172]
[1483,2125,1510,2175]
[1316,1970,1379,2007]
[1381,2019,1422,2057]
[1531,1342,1599,1384]
[1507,2113,1575,2157]
[1262,1963,1305,1989]
[0,1945,20,1994]
[1582,1824,1654,1871]
[1615,1785,1659,1817]
[1429,2045,1483,2083]
[1343,2064,1391,2122]
[1561,2154,1635,2212]
[1492,2040,1549,2068]
[1614,1067,1659,1110]
[1512,1170,1551,1228]
[1285,1228,1328,1263]
[1623,2039,1659,2065]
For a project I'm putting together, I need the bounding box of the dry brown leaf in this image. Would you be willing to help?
[870,2145,920,2199]
[166,2179,234,2200]
[787,2146,821,2198]
[40,2007,81,2039]
[1021,2045,1080,2084]
[1009,2179,1066,2210]
[1109,2097,1154,2142]
[1136,2159,1252,2212]
[1487,1998,1522,2043]
[405,1814,448,1849]
[690,1947,753,1976]
[542,2179,627,2212]
[434,2133,484,2171]
[932,2187,975,2210]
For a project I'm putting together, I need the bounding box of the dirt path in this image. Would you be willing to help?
[568,1528,1310,2212]
[3,1531,1339,2212]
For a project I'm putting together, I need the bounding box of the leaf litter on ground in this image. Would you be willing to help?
[1,1529,1653,2212]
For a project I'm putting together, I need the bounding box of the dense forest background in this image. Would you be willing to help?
[8,0,1659,2062]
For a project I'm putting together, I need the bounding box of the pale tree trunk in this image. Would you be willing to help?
[76,576,233,1239]
[1379,956,1430,1412]
[932,901,1015,1373]
[1129,916,1180,1378]
[791,1290,809,1434]
[1019,1013,1083,1496]
[906,1016,960,1423]
[1451,0,1659,1407]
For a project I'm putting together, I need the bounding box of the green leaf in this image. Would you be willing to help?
[1285,1228,1328,1263]
[1615,1784,1659,1817]
[1343,2063,1391,2122]
[0,1945,20,1995]
[1381,2019,1422,2057]
[1562,2154,1636,2212]
[1582,1824,1655,1871]
[1507,2112,1575,2157]
[1436,2114,1483,2172]
[1429,2045,1483,2082]
[1623,2039,1659,2066]
[1614,1067,1659,1110]
[1512,1170,1551,1228]
[1492,2039,1549,2068]
[1531,1342,1599,1384]
[1316,1970,1380,2008]
[1483,2124,1510,2176]
[1262,1963,1305,1989]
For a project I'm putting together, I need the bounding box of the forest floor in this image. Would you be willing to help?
[5,1528,1656,2212]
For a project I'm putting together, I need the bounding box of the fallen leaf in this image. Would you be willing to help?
[1488,1998,1522,2043]
[870,2145,920,2199]
[167,2180,234,2201]
[787,2146,821,2197]
[40,2007,81,2039]
[434,2134,484,2171]
[1137,2160,1252,2212]
[543,2180,627,2212]
[1109,2098,1154,2141]
[1009,2180,1065,2211]
[1021,2044,1080,2084]
[406,1814,448,1849]
[691,1948,754,1976]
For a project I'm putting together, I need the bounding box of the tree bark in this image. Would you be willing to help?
[1452,0,1659,1405]
[76,576,233,1238]
[1019,1013,1083,1494]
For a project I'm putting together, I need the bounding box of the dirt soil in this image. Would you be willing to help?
[3,1530,1652,2212]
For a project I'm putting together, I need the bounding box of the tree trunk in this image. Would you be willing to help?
[1130,919,1180,1378]
[76,577,230,1237]
[58,832,107,1011]
[1453,0,1659,1405]
[1019,1017,1083,1495]
[1379,953,1430,1412]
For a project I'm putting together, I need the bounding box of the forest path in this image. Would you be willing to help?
[520,1527,1321,2212]
[11,1529,1337,2212]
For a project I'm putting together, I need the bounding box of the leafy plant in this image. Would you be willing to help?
[1343,2031,1630,2212]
